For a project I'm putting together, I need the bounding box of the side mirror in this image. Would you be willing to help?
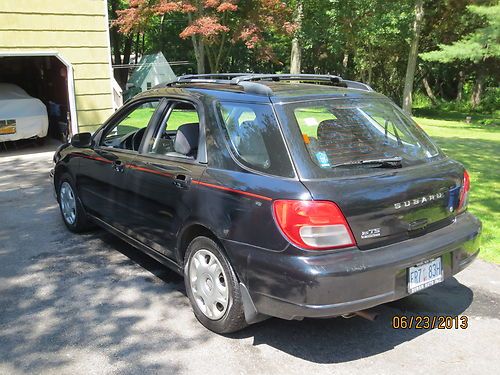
[71,132,93,148]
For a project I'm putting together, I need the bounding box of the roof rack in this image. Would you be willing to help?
[162,73,373,95]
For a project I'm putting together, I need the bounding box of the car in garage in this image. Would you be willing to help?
[0,83,49,142]
[51,74,482,334]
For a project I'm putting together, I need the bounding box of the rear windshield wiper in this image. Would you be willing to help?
[330,156,402,169]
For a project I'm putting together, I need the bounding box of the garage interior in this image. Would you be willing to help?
[0,55,70,150]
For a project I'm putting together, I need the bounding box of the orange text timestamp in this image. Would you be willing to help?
[392,315,469,329]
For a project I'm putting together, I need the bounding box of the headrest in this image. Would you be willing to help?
[317,119,338,138]
[174,123,199,156]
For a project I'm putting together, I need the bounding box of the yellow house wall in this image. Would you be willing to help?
[0,0,114,133]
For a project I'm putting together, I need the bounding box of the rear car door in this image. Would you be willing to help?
[125,99,207,258]
[77,98,162,230]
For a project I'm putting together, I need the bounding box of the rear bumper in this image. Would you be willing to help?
[224,212,481,321]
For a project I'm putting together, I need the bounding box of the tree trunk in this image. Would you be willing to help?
[134,32,140,64]
[290,1,303,74]
[471,74,484,109]
[342,53,349,74]
[141,32,145,56]
[109,0,124,87]
[418,66,437,105]
[113,35,133,89]
[192,36,205,74]
[456,70,464,101]
[422,76,437,105]
[402,0,424,114]
[367,45,373,84]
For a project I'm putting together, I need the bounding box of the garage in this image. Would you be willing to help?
[0,54,76,148]
[0,0,116,153]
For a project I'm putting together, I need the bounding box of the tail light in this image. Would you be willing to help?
[458,170,470,213]
[272,200,356,250]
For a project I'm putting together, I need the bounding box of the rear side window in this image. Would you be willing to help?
[217,101,294,178]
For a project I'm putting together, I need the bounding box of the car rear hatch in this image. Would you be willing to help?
[300,160,464,249]
[273,95,466,250]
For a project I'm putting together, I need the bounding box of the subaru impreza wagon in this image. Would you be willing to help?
[52,74,481,333]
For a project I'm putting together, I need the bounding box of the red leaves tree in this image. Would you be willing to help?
[114,0,295,73]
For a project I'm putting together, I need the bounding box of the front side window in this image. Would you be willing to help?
[284,98,440,169]
[102,100,159,150]
[148,101,200,158]
[217,101,294,177]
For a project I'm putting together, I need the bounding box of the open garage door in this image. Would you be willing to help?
[0,53,77,150]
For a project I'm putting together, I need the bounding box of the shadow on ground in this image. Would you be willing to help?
[80,231,478,365]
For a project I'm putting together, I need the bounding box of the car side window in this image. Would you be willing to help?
[217,101,295,178]
[147,101,200,158]
[101,100,159,151]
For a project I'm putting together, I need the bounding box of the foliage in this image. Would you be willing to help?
[109,0,499,108]
[420,4,500,63]
[114,0,295,72]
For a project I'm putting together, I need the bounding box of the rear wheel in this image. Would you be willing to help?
[57,174,93,233]
[184,236,247,333]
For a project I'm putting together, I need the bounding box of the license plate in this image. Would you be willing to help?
[408,257,443,294]
[0,119,16,135]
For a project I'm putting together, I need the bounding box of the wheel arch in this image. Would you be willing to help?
[53,164,70,197]
[177,222,224,265]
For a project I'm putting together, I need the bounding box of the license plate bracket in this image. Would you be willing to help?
[407,257,443,294]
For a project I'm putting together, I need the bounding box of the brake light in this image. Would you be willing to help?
[272,200,356,250]
[458,170,470,213]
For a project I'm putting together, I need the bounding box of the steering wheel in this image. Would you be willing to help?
[122,132,134,150]
[131,128,146,151]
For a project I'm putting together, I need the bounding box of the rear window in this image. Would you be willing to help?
[217,101,294,178]
[284,98,439,169]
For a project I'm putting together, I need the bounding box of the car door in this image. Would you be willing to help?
[76,98,163,231]
[124,99,207,258]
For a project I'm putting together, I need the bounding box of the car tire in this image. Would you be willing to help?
[184,236,247,334]
[57,174,93,233]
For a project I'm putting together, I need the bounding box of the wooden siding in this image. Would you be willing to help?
[0,0,114,132]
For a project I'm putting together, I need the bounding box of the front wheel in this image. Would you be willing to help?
[57,174,93,233]
[184,236,247,334]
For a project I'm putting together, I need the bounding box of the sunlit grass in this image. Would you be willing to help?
[414,112,499,263]
[119,108,199,134]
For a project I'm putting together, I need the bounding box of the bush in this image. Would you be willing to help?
[478,87,500,113]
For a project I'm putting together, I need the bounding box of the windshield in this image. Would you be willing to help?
[282,98,440,170]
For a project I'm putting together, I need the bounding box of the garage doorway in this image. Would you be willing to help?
[0,52,77,151]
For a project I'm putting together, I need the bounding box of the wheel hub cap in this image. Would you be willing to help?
[60,182,76,225]
[189,249,229,320]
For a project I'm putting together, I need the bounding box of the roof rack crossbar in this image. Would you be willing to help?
[176,73,248,81]
[230,74,343,84]
[162,73,373,94]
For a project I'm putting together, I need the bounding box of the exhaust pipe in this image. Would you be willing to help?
[342,309,379,321]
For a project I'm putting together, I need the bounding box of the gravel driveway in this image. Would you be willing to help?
[1,143,499,375]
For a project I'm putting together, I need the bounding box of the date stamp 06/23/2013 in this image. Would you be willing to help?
[392,315,469,330]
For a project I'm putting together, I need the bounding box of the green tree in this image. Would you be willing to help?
[420,4,500,107]
[115,0,295,73]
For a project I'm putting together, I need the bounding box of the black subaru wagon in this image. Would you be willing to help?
[52,74,481,333]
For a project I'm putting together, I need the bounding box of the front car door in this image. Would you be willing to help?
[125,98,207,258]
[76,98,163,230]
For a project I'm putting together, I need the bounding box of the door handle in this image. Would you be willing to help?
[173,174,191,189]
[112,160,125,173]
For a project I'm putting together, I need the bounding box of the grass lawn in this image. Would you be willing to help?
[118,108,199,134]
[413,108,500,263]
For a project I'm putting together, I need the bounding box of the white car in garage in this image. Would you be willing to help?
[0,83,48,142]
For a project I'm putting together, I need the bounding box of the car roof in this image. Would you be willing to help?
[135,74,386,103]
